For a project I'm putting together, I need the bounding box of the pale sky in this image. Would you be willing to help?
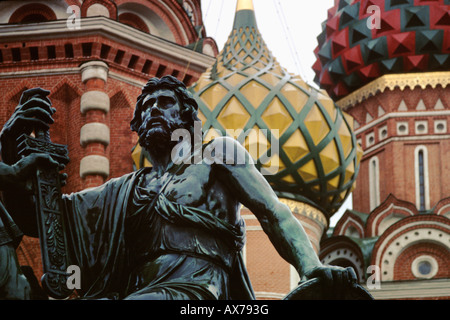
[200,0,351,226]
[200,0,335,86]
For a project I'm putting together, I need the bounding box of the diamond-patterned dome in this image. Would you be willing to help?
[188,0,363,215]
[313,0,450,100]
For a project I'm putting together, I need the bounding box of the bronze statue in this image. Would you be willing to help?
[0,76,368,300]
[0,152,60,299]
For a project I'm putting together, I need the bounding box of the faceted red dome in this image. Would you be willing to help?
[313,0,450,100]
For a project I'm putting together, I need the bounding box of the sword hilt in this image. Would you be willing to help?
[16,132,73,299]
[35,128,50,143]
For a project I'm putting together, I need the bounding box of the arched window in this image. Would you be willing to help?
[20,14,48,23]
[369,156,380,211]
[9,4,57,24]
[415,146,430,211]
[118,12,150,33]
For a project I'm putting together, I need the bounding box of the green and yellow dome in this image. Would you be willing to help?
[132,0,363,217]
[189,0,362,215]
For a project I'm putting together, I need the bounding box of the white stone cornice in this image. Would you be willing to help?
[0,17,215,73]
[80,61,109,83]
[108,71,146,88]
[337,72,450,109]
[254,292,286,300]
[80,90,110,114]
[80,155,109,178]
[80,122,110,146]
[363,279,450,300]
[0,68,80,79]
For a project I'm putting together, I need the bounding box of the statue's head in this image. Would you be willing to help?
[131,75,200,151]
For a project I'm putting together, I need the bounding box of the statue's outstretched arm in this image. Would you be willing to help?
[211,137,358,288]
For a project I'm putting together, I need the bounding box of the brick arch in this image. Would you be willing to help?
[107,84,138,111]
[49,79,84,193]
[434,196,450,216]
[371,215,450,281]
[6,84,32,105]
[341,219,365,238]
[108,88,139,179]
[118,12,149,33]
[50,77,84,99]
[9,3,57,24]
[365,194,417,237]
[115,0,198,45]
[49,78,83,146]
[81,0,117,19]
[333,210,366,237]
[0,82,33,137]
[4,80,36,113]
[320,236,366,281]
[201,37,219,56]
[393,242,450,281]
[64,0,82,6]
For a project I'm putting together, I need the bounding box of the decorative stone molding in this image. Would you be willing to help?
[279,198,328,228]
[321,247,365,282]
[279,198,328,252]
[373,218,450,281]
[411,255,439,280]
[80,122,110,146]
[80,90,110,114]
[363,278,450,300]
[79,60,110,186]
[340,217,365,238]
[80,61,109,83]
[80,155,110,178]
[337,72,450,110]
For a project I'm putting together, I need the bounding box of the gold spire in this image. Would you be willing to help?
[236,0,254,12]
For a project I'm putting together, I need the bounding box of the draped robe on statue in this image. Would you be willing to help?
[61,165,255,300]
[0,202,31,299]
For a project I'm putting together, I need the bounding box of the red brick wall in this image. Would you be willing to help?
[354,139,450,213]
[0,74,84,191]
[349,86,450,214]
[107,79,142,179]
[243,208,292,299]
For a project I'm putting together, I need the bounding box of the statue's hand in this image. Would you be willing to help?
[303,265,358,291]
[285,265,373,300]
[0,88,55,164]
[0,88,55,142]
[10,153,61,191]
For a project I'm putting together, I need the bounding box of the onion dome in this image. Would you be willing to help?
[189,0,363,216]
[313,0,450,100]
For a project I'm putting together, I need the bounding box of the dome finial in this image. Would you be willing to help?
[236,0,254,12]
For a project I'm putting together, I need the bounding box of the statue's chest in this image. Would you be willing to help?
[141,165,211,205]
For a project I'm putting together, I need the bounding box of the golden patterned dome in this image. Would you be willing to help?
[188,0,363,216]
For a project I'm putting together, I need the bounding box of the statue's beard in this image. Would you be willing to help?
[138,116,185,152]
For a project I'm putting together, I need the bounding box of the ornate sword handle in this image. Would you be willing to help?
[17,132,73,299]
